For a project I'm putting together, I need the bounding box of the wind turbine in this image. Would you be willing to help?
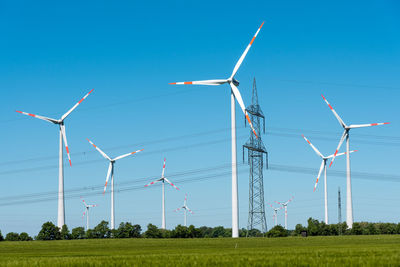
[169,22,264,238]
[81,197,97,231]
[322,94,390,228]
[16,89,94,227]
[275,196,294,230]
[302,135,356,224]
[144,158,179,229]
[87,139,143,230]
[174,193,193,227]
[268,203,282,227]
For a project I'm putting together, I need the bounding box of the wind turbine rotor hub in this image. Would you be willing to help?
[232,78,239,86]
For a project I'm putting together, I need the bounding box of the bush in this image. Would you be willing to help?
[71,227,86,239]
[60,225,71,240]
[0,230,4,241]
[5,232,20,241]
[266,225,288,238]
[36,222,61,240]
[19,232,33,241]
[114,222,141,238]
[144,224,162,238]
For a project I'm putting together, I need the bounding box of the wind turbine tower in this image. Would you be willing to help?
[243,78,268,234]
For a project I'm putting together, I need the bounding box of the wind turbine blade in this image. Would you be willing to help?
[186,207,194,214]
[144,178,162,187]
[103,162,113,194]
[82,211,86,219]
[169,79,228,86]
[230,22,264,79]
[321,95,347,128]
[60,124,72,166]
[15,111,58,124]
[329,130,347,168]
[313,160,325,192]
[61,89,94,121]
[161,158,166,178]
[328,150,357,158]
[302,134,324,158]
[80,196,88,207]
[174,208,181,212]
[274,200,283,205]
[230,83,258,138]
[348,122,390,129]
[113,149,143,161]
[286,196,294,204]
[87,138,112,161]
[164,178,180,190]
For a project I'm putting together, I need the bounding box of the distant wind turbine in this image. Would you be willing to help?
[321,95,389,228]
[87,139,143,229]
[81,197,97,231]
[174,193,193,227]
[302,135,356,224]
[144,158,179,229]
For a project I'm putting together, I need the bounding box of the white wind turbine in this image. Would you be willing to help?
[144,158,179,229]
[174,193,193,227]
[268,203,282,227]
[302,135,356,224]
[81,197,97,231]
[322,94,390,228]
[170,22,264,238]
[16,89,94,227]
[275,196,294,230]
[87,139,143,230]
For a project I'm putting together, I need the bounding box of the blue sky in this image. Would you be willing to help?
[0,0,399,235]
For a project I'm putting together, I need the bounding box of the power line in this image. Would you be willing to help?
[1,161,399,207]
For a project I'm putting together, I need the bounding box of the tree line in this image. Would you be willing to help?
[1,218,400,241]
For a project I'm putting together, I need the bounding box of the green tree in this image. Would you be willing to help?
[351,223,362,235]
[36,222,61,240]
[198,226,213,238]
[19,232,33,241]
[294,224,307,236]
[115,222,141,238]
[144,224,162,238]
[0,230,3,241]
[71,227,86,239]
[5,232,20,241]
[172,225,189,238]
[266,225,288,238]
[60,225,71,240]
[211,226,230,238]
[91,221,111,238]
[188,225,201,238]
[307,218,321,236]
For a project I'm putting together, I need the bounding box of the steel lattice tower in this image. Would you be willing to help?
[243,78,268,234]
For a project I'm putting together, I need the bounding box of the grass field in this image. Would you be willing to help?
[0,235,400,266]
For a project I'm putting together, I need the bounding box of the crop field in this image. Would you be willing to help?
[0,235,400,266]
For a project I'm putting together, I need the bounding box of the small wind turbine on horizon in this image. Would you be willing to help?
[302,135,356,224]
[144,158,179,229]
[81,197,97,231]
[16,89,94,227]
[268,203,282,227]
[87,139,143,230]
[321,94,390,228]
[169,22,264,238]
[275,196,294,230]
[174,193,193,227]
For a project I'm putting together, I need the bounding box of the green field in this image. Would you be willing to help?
[1,235,400,266]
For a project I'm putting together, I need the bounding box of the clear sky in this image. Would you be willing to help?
[0,0,399,236]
